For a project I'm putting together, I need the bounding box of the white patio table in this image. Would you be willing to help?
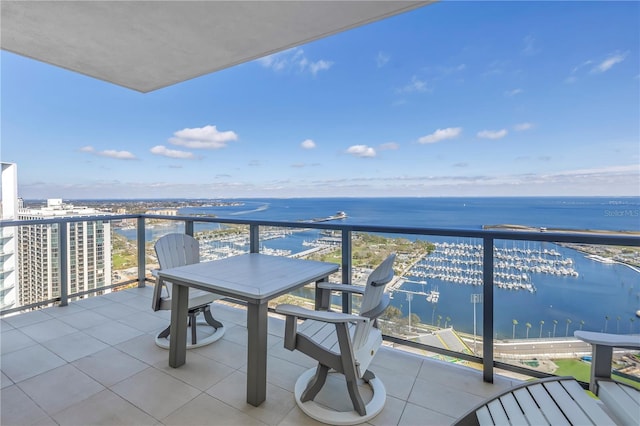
[157,253,339,406]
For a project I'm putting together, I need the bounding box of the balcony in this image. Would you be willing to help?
[1,213,639,425]
[2,285,523,425]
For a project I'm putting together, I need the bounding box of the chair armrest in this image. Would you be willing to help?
[151,269,159,278]
[575,331,640,349]
[276,304,368,324]
[316,282,365,295]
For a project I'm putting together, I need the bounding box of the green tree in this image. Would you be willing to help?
[552,320,558,337]
[579,320,585,330]
[437,315,442,328]
[539,320,544,338]
[604,316,610,332]
[512,319,518,339]
[565,318,572,336]
[382,305,402,321]
[617,316,621,333]
[525,322,532,338]
[445,316,451,328]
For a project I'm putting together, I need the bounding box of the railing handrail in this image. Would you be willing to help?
[2,211,639,384]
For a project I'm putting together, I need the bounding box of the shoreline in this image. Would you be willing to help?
[483,224,640,236]
[483,224,640,270]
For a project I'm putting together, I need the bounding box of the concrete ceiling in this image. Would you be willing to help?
[1,1,433,93]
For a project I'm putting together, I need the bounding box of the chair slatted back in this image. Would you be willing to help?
[155,233,200,269]
[352,253,396,351]
[152,233,200,311]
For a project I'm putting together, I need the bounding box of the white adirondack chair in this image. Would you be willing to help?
[152,233,224,349]
[276,253,396,425]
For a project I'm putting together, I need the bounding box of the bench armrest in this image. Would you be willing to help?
[574,331,640,349]
[316,282,365,295]
[276,304,368,324]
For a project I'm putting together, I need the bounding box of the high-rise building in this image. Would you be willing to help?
[18,199,112,306]
[1,162,19,310]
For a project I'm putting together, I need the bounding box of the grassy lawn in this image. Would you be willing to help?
[554,359,591,382]
[554,359,640,390]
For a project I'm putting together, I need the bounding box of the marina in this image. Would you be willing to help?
[113,196,639,338]
[406,242,579,293]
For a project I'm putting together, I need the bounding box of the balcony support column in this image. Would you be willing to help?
[482,237,494,382]
[341,229,352,313]
[185,220,194,237]
[59,222,68,306]
[250,224,260,254]
[137,217,146,288]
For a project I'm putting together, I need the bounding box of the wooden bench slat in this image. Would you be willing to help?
[513,387,549,425]
[500,392,529,425]
[560,379,614,425]
[486,399,510,425]
[476,406,494,426]
[598,381,640,426]
[527,383,570,426]
[544,380,592,425]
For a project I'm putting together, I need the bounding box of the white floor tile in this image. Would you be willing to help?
[162,393,267,426]
[52,389,158,425]
[1,328,37,354]
[110,368,201,420]
[72,347,149,387]
[20,318,79,343]
[17,364,104,415]
[0,385,53,426]
[1,344,66,383]
[42,331,109,362]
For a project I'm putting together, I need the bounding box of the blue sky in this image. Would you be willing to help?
[2,1,639,199]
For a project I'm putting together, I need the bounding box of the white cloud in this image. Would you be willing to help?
[98,150,136,160]
[379,142,399,151]
[505,88,523,97]
[301,139,316,149]
[477,129,508,140]
[309,60,333,76]
[592,51,628,73]
[522,35,539,56]
[79,145,136,160]
[258,48,333,76]
[346,145,376,158]
[418,127,462,144]
[398,75,428,93]
[169,125,238,149]
[376,51,390,68]
[150,145,195,159]
[514,122,533,131]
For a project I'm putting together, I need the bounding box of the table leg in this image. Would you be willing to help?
[169,283,189,368]
[246,302,268,406]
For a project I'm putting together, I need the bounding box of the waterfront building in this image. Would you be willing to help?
[0,162,19,310]
[17,199,112,306]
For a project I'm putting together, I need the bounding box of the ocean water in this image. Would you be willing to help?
[117,197,640,338]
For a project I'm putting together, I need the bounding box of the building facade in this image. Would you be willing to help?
[1,163,19,310]
[18,199,112,306]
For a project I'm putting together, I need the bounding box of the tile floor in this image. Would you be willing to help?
[1,286,522,425]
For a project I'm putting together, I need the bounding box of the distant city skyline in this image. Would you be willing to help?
[2,1,639,199]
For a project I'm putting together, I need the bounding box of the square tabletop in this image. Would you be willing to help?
[157,253,340,304]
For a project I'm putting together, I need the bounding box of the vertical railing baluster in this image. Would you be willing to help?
[59,221,68,306]
[185,220,194,237]
[482,236,494,382]
[249,224,260,254]
[137,216,146,288]
[341,229,352,313]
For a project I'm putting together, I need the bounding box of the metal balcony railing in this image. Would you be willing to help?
[1,213,638,384]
